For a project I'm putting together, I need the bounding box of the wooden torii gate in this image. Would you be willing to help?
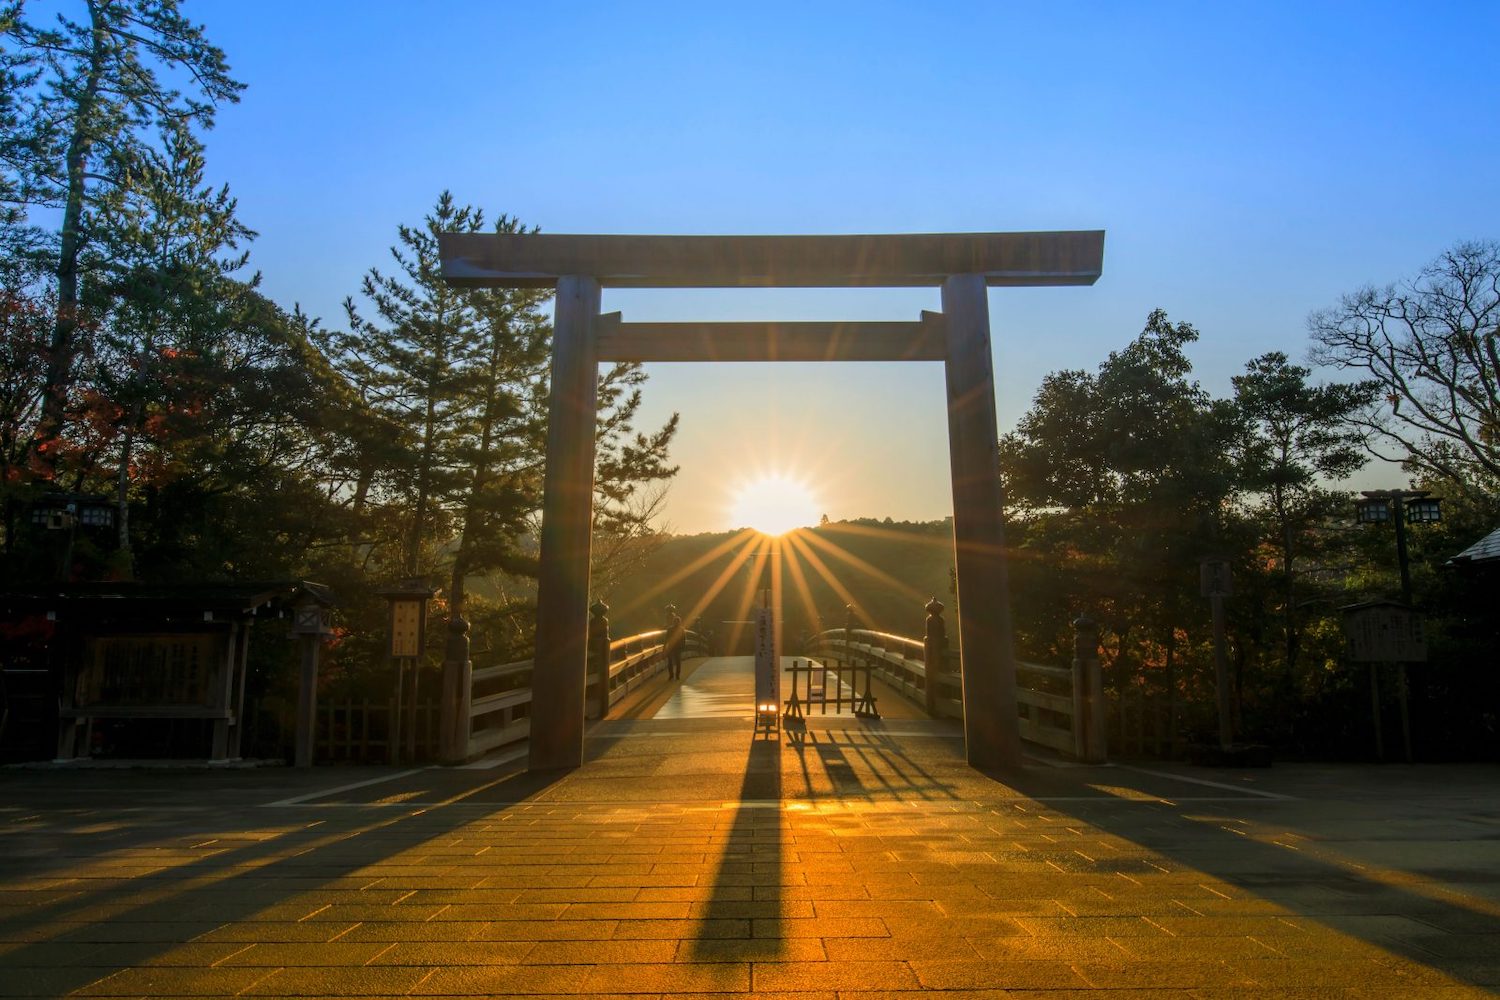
[439,231,1105,771]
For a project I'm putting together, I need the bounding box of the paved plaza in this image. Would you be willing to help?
[1,657,1497,998]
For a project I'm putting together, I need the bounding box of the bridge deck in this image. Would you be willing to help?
[0,717,1496,996]
[632,655,926,721]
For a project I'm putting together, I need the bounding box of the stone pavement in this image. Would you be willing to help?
[1,662,1498,998]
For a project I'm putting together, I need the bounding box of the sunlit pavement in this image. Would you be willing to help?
[2,663,1497,998]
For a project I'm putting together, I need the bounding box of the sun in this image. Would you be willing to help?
[729,473,820,536]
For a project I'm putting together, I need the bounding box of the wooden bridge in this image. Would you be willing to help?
[441,607,1109,766]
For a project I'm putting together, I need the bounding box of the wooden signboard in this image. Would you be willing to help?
[1343,603,1427,663]
[390,600,423,658]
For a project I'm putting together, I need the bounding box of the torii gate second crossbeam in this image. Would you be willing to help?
[438,231,1105,772]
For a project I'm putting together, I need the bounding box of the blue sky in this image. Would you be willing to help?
[190,1,1499,532]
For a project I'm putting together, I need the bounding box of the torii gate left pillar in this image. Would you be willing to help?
[439,231,1105,772]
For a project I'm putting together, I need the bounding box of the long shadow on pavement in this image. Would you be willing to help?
[0,766,565,997]
[984,760,1500,992]
[685,732,784,961]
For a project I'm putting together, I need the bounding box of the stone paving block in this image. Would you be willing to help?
[1073,959,1254,988]
[686,898,812,919]
[70,965,272,996]
[751,958,920,991]
[752,916,888,938]
[635,885,751,903]
[579,961,750,992]
[820,935,981,961]
[557,900,692,919]
[811,898,941,919]
[408,962,594,995]
[611,918,748,939]
[511,886,640,903]
[433,902,574,921]
[48,920,217,944]
[522,939,678,964]
[677,936,826,962]
[240,965,436,996]
[335,920,491,942]
[882,913,1026,938]
[1228,957,1459,988]
[910,958,1088,990]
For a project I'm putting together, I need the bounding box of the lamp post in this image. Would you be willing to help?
[1355,490,1442,605]
[1353,490,1441,763]
[377,579,436,764]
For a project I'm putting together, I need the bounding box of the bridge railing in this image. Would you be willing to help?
[804,615,1106,762]
[465,628,707,759]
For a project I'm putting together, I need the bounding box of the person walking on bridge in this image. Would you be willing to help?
[665,605,685,680]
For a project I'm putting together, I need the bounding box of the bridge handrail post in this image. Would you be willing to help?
[923,598,946,718]
[440,614,472,764]
[589,601,611,720]
[1072,614,1105,763]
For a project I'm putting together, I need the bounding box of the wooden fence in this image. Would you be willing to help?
[465,629,708,759]
[804,619,1107,762]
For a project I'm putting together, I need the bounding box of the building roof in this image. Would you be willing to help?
[1447,528,1500,566]
[0,580,332,626]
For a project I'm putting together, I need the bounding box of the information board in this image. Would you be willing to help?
[1343,604,1427,662]
[391,600,423,658]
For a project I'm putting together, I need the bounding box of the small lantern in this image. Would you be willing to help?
[291,603,333,636]
[1406,497,1443,524]
[288,585,336,637]
[377,579,436,659]
[1355,497,1391,524]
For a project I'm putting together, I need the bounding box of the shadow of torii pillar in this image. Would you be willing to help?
[438,231,1104,772]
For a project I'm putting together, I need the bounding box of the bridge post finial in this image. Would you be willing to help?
[923,598,946,718]
[1070,614,1105,763]
[440,614,472,765]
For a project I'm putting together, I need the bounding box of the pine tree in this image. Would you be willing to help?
[3,0,242,465]
[340,191,485,577]
[88,123,251,574]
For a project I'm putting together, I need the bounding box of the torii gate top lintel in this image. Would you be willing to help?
[438,230,1104,289]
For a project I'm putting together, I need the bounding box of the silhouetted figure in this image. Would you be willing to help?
[665,605,685,679]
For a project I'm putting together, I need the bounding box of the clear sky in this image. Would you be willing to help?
[189,1,1498,533]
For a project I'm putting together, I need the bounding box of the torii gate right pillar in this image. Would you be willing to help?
[942,274,1023,770]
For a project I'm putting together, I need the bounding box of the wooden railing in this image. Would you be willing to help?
[465,629,707,758]
[804,621,1106,762]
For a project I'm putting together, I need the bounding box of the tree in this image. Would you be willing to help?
[1231,351,1374,700]
[1309,240,1500,502]
[446,216,552,625]
[334,194,680,636]
[1001,310,1241,741]
[86,123,251,575]
[341,192,484,577]
[2,0,242,462]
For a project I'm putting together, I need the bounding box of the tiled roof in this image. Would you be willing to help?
[1448,527,1500,565]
